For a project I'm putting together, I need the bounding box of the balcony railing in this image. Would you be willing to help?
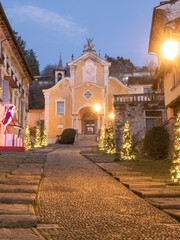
[114,93,164,104]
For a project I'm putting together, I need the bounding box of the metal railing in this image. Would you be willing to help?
[114,93,164,104]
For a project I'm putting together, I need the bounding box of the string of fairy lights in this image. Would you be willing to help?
[24,125,48,150]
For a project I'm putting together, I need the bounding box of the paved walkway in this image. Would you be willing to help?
[37,145,180,239]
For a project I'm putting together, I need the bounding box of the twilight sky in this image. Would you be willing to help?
[1,0,161,72]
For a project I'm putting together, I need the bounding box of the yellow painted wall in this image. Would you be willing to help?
[164,71,180,111]
[48,80,72,139]
[29,109,44,127]
[74,84,104,114]
[107,79,129,117]
[74,61,105,87]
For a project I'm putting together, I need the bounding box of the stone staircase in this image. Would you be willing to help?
[0,152,46,228]
[95,162,180,222]
[75,134,98,146]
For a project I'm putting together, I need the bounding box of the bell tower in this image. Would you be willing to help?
[54,56,66,84]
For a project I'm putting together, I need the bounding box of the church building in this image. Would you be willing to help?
[43,39,132,143]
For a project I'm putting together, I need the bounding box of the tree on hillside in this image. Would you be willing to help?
[105,55,136,77]
[41,64,58,76]
[15,33,40,75]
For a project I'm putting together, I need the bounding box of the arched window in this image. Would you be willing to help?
[57,73,62,81]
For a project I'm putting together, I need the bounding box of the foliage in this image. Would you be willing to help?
[41,64,57,76]
[41,128,48,147]
[170,112,180,183]
[143,126,169,159]
[120,120,136,160]
[106,55,136,75]
[98,125,106,150]
[24,125,32,151]
[61,128,76,144]
[34,126,42,148]
[106,122,116,154]
[15,33,40,75]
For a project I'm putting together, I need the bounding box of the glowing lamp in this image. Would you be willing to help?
[94,104,101,112]
[109,113,115,119]
[162,40,179,60]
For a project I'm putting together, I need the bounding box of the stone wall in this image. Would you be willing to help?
[114,102,165,152]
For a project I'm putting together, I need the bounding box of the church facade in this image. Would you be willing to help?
[43,40,132,143]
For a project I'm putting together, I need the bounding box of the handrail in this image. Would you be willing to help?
[114,93,164,103]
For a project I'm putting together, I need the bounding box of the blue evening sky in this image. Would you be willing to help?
[1,0,161,72]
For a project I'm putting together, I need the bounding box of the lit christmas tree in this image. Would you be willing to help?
[170,111,180,183]
[120,120,136,160]
[98,125,106,150]
[41,128,48,147]
[106,122,116,154]
[34,126,42,148]
[24,125,32,151]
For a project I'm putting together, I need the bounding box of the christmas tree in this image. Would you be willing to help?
[120,120,136,160]
[24,125,32,151]
[170,111,180,183]
[41,128,48,147]
[34,126,42,148]
[98,125,106,150]
[106,122,116,154]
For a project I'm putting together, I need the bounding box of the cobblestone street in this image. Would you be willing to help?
[37,145,180,239]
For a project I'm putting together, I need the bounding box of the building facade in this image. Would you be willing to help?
[43,40,132,143]
[0,3,34,144]
[149,0,180,154]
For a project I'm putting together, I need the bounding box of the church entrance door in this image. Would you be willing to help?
[84,120,95,135]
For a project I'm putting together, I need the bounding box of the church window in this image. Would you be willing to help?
[57,101,64,115]
[84,90,92,99]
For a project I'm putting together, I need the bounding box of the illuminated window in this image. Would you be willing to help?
[57,102,64,115]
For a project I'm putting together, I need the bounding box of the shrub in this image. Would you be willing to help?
[143,126,169,159]
[61,128,76,144]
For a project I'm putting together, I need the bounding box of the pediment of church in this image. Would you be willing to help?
[67,51,111,67]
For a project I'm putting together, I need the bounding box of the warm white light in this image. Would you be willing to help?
[162,40,179,60]
[109,113,115,119]
[94,104,101,112]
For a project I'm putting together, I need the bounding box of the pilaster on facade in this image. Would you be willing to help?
[44,92,50,141]
[70,67,75,87]
[104,66,109,87]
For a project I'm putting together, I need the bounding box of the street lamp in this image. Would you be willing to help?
[109,113,115,120]
[162,40,179,60]
[93,104,101,112]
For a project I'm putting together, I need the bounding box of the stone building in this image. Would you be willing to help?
[0,3,34,144]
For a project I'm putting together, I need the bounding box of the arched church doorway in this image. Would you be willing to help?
[79,107,98,135]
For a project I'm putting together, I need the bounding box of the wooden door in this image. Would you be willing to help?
[84,120,95,135]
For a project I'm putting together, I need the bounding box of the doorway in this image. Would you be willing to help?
[84,120,95,134]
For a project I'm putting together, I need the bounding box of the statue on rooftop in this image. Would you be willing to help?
[86,38,93,50]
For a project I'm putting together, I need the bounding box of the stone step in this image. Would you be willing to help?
[19,163,44,168]
[1,178,39,185]
[0,214,37,228]
[12,167,43,176]
[108,171,142,176]
[96,163,132,172]
[146,197,180,210]
[163,209,180,222]
[23,159,45,164]
[0,184,38,193]
[7,174,41,180]
[115,176,152,182]
[132,188,180,198]
[0,193,36,204]
[0,204,35,215]
[123,181,166,189]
